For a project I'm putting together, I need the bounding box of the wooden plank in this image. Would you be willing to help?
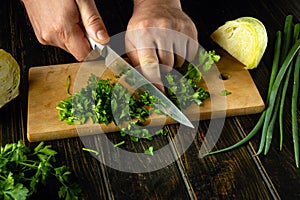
[84,131,193,200]
[166,119,275,199]
[27,50,265,142]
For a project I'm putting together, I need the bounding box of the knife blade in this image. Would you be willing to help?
[86,36,194,128]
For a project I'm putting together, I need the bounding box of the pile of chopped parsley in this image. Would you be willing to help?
[56,49,220,148]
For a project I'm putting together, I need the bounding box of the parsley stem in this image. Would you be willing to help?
[18,161,38,169]
[0,174,6,180]
[114,141,125,147]
[82,147,99,156]
[66,75,71,95]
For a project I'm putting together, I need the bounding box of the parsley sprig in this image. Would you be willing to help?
[0,141,81,200]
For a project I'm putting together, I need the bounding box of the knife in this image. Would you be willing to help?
[86,35,194,128]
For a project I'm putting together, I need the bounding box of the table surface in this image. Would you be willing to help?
[1,0,300,199]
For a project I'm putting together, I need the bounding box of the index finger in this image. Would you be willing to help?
[138,48,165,92]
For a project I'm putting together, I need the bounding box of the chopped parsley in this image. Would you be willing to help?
[56,49,220,155]
[221,89,232,96]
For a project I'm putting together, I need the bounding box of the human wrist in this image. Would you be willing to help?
[133,0,182,10]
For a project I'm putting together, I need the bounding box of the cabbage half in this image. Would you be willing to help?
[0,49,20,108]
[211,17,268,69]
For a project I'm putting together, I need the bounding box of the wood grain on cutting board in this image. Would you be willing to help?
[27,50,265,142]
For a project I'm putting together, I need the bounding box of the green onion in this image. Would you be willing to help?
[280,15,294,62]
[202,111,266,156]
[264,93,280,155]
[292,51,300,168]
[252,31,282,155]
[259,39,300,155]
[279,15,297,149]
[262,15,294,155]
[267,31,283,101]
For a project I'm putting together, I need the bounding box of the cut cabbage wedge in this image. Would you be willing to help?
[211,17,268,69]
[0,49,20,109]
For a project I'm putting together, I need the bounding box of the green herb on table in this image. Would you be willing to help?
[144,146,154,156]
[0,141,81,200]
[155,128,168,136]
[113,141,125,147]
[82,147,99,156]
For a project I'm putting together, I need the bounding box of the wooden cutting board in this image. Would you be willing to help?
[27,50,265,142]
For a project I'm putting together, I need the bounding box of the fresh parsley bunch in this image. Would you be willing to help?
[0,141,81,200]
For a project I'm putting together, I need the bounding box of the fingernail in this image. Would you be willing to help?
[97,30,109,43]
[153,83,165,93]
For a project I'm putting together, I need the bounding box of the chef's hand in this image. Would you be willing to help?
[125,0,198,91]
[22,0,109,61]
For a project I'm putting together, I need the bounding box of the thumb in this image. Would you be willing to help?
[76,0,110,44]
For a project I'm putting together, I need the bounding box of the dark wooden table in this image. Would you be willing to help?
[1,0,300,199]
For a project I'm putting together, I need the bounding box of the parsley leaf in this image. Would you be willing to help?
[144,146,154,156]
[221,89,232,96]
[0,172,29,200]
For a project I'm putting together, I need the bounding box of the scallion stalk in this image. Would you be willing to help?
[257,39,300,155]
[291,51,300,168]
